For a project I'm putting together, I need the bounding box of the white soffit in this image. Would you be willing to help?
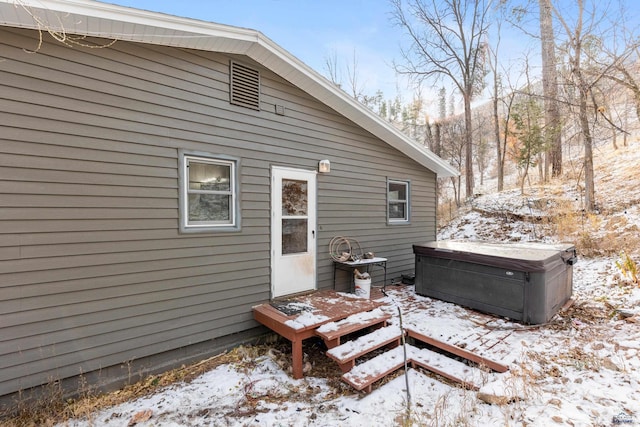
[0,0,458,177]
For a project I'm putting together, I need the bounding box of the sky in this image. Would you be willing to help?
[107,0,410,102]
[101,0,558,116]
[104,0,639,116]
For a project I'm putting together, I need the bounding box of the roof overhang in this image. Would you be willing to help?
[0,0,458,177]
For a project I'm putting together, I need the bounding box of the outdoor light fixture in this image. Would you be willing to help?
[318,159,330,173]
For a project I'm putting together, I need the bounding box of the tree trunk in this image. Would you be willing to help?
[622,95,637,147]
[463,92,474,199]
[520,163,528,196]
[580,106,596,210]
[434,122,442,156]
[425,122,434,151]
[539,0,563,178]
[450,176,459,207]
[634,88,640,124]
[567,0,595,212]
[538,153,544,183]
[493,73,503,192]
[577,78,596,210]
[623,96,629,147]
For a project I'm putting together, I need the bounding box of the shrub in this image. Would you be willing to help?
[615,251,638,285]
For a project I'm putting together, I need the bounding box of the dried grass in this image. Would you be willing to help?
[3,345,282,427]
[437,199,463,229]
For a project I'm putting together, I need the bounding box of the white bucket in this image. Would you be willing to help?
[354,277,371,299]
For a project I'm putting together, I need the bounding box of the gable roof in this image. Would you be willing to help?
[0,0,458,177]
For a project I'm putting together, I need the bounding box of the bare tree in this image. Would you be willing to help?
[593,5,640,124]
[439,116,467,206]
[390,0,491,200]
[487,15,505,191]
[425,86,449,156]
[346,49,366,101]
[474,109,491,188]
[539,0,562,179]
[553,0,618,212]
[511,89,545,195]
[323,50,342,88]
[438,86,447,120]
[554,1,597,210]
[323,49,389,116]
[607,52,640,123]
[323,50,366,100]
[592,73,632,150]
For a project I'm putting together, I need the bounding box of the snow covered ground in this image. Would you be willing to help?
[54,254,640,427]
[53,141,640,427]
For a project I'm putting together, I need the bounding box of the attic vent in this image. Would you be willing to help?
[230,61,260,110]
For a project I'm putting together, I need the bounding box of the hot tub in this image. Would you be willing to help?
[413,240,576,324]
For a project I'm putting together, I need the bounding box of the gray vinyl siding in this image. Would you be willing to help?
[0,27,437,398]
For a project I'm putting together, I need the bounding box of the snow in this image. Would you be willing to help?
[284,311,330,330]
[316,308,387,334]
[56,140,640,427]
[408,345,488,387]
[327,325,400,360]
[344,346,405,385]
[57,253,640,427]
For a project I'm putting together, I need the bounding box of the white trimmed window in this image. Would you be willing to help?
[179,152,239,232]
[387,179,410,224]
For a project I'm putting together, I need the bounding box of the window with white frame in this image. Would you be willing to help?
[387,179,410,223]
[179,152,239,232]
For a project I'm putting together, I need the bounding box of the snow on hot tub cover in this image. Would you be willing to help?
[412,240,576,273]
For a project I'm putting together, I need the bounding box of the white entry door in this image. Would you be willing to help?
[271,166,317,298]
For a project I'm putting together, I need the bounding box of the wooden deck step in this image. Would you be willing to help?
[409,345,484,391]
[342,346,407,393]
[315,308,391,348]
[326,325,402,372]
[341,344,489,393]
[405,326,509,373]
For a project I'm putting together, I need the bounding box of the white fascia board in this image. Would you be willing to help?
[0,0,258,48]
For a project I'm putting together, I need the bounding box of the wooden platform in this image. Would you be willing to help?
[252,289,385,379]
[253,286,511,392]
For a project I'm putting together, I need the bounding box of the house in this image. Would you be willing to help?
[0,0,458,406]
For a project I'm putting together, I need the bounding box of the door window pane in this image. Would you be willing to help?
[282,219,307,254]
[281,178,308,254]
[282,179,307,216]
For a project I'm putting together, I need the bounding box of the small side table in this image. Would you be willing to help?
[333,257,388,292]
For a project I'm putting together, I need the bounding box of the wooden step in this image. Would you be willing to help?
[341,344,492,393]
[405,327,509,373]
[326,325,402,372]
[342,346,408,393]
[408,345,484,391]
[315,308,390,348]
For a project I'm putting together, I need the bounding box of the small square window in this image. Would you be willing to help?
[179,152,240,232]
[388,179,410,224]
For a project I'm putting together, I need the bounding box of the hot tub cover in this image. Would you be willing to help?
[413,240,576,272]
